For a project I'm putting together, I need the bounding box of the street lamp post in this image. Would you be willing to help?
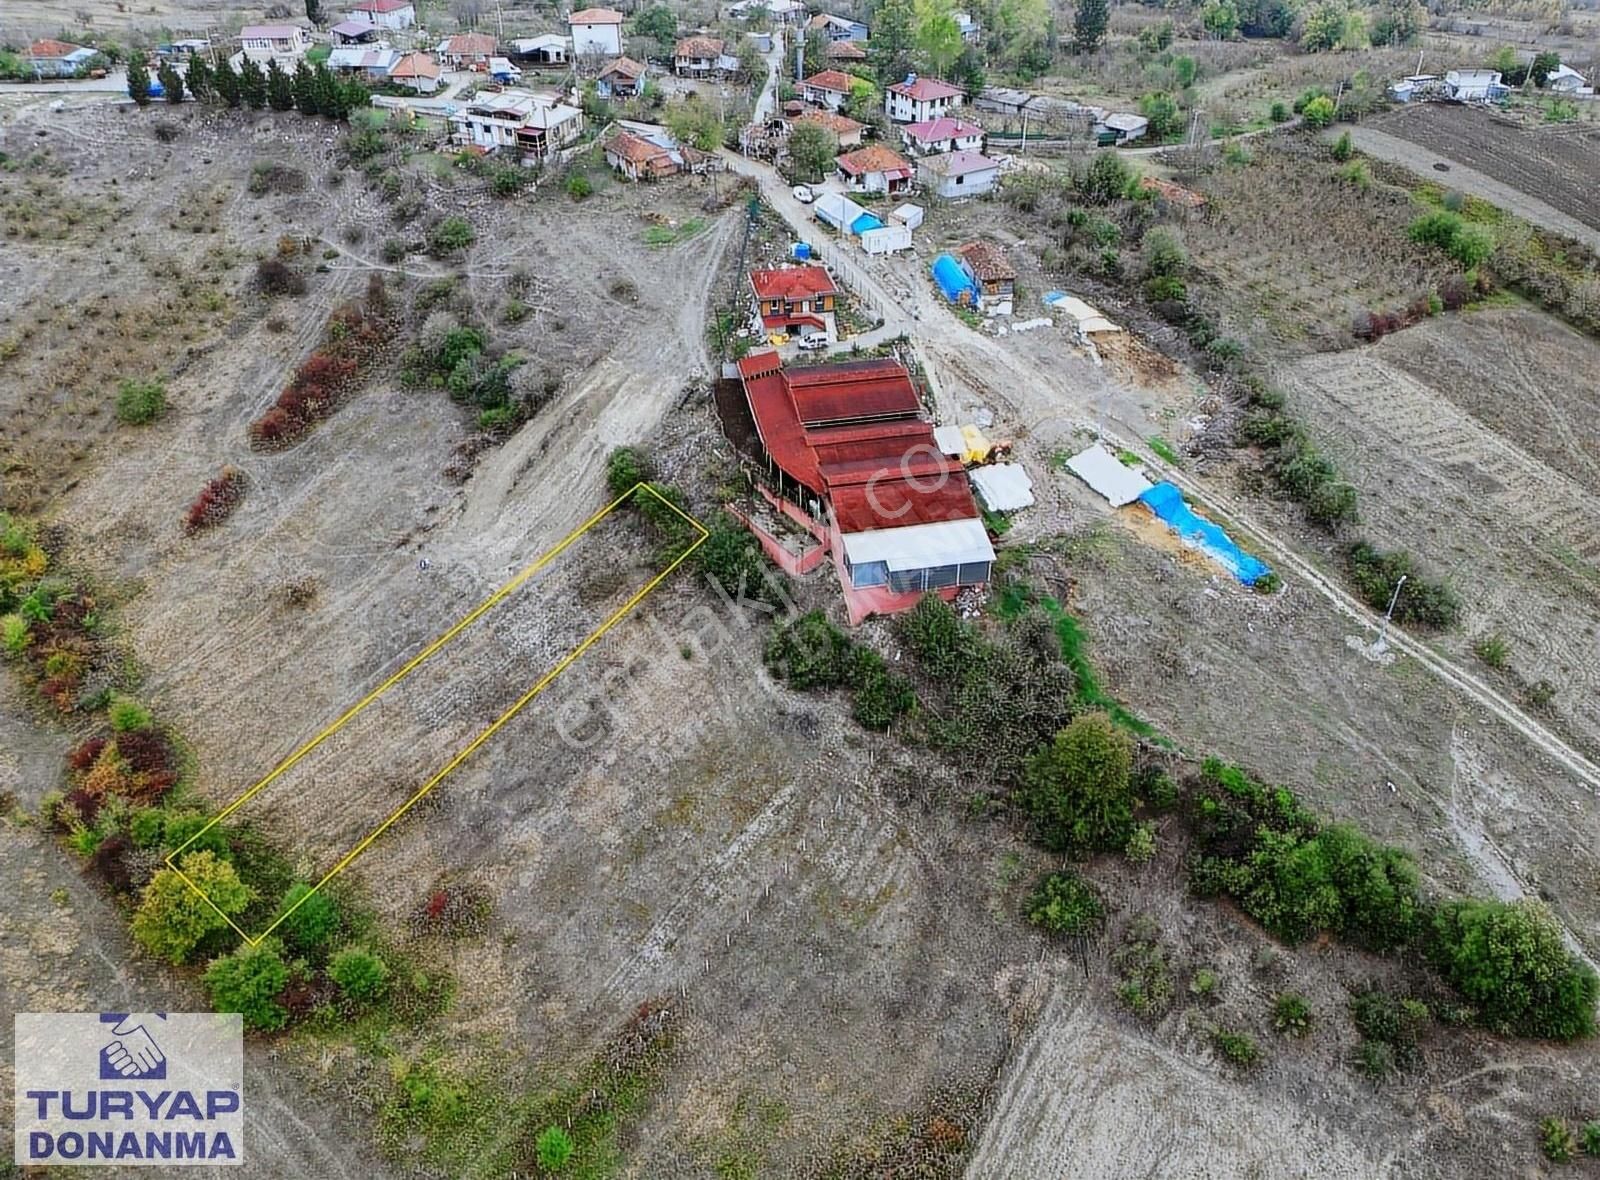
[1375,573,1407,653]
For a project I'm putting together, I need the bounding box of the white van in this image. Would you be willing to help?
[796,331,829,351]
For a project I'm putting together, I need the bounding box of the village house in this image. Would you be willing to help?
[673,35,726,78]
[1096,111,1147,144]
[388,51,442,92]
[728,352,995,623]
[956,240,1016,306]
[568,7,625,58]
[800,68,854,111]
[238,24,312,68]
[330,19,384,45]
[836,144,915,195]
[728,0,805,24]
[899,115,984,155]
[885,74,963,123]
[328,46,402,80]
[436,33,497,69]
[749,265,840,340]
[597,56,646,97]
[453,88,585,160]
[918,149,1000,198]
[825,41,867,62]
[511,34,571,66]
[1547,63,1594,95]
[605,128,680,180]
[1444,68,1507,102]
[344,0,416,29]
[807,12,869,42]
[23,40,96,77]
[790,109,864,148]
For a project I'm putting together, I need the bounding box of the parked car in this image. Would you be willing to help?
[796,331,829,351]
[792,184,815,203]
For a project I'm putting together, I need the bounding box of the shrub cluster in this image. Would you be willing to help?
[0,522,102,714]
[249,276,393,448]
[765,610,916,732]
[1020,712,1135,853]
[1408,210,1496,270]
[1344,542,1460,628]
[184,467,246,535]
[1349,990,1429,1077]
[115,377,167,425]
[1024,870,1106,936]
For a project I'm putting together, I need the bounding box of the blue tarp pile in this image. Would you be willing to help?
[1138,482,1271,585]
[850,211,884,234]
[931,253,979,306]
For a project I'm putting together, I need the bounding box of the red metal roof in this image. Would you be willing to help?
[735,355,981,533]
[749,265,838,302]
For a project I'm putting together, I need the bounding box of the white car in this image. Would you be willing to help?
[792,184,815,204]
[796,331,829,351]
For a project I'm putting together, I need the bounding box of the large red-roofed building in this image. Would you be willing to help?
[731,351,993,622]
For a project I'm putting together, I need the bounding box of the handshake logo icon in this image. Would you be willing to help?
[99,1013,167,1081]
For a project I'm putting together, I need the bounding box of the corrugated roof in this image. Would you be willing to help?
[970,463,1034,511]
[600,55,645,79]
[842,518,993,570]
[749,265,838,302]
[785,358,919,425]
[1065,443,1150,507]
[902,116,983,142]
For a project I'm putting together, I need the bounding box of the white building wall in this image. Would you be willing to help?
[571,22,622,56]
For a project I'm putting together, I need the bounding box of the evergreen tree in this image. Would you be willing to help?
[1072,0,1108,52]
[267,60,295,110]
[292,60,318,114]
[306,0,324,23]
[214,59,242,108]
[238,58,267,109]
[869,0,917,86]
[313,62,343,118]
[127,49,152,105]
[157,59,185,103]
[185,54,213,102]
[341,79,371,114]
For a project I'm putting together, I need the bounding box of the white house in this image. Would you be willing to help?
[436,33,498,68]
[954,11,981,42]
[836,145,915,194]
[328,46,402,78]
[674,35,727,78]
[1445,69,1507,102]
[453,88,586,160]
[900,115,984,155]
[389,51,441,93]
[800,69,854,112]
[568,7,625,58]
[512,34,570,65]
[238,24,312,68]
[1547,63,1594,96]
[344,0,416,29]
[885,74,963,123]
[807,12,868,42]
[918,149,1000,199]
[1097,112,1147,144]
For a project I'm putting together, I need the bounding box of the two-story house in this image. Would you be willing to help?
[568,7,625,57]
[800,69,854,112]
[238,24,312,68]
[453,88,586,160]
[673,35,726,77]
[749,265,841,341]
[885,74,963,123]
[344,0,416,29]
[807,12,869,42]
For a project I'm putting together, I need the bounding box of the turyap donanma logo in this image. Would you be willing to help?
[13,1011,244,1166]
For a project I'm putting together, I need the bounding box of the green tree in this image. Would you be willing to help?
[157,59,185,104]
[914,0,964,76]
[1370,0,1424,45]
[665,96,725,151]
[266,60,295,111]
[1530,50,1560,87]
[1298,1,1347,51]
[803,27,830,76]
[1174,53,1198,87]
[605,446,652,499]
[1075,150,1131,203]
[1430,899,1598,1040]
[1021,712,1135,852]
[993,0,1051,70]
[786,120,838,181]
[214,60,242,108]
[293,61,317,113]
[328,946,389,1003]
[536,1125,574,1171]
[952,44,987,94]
[1301,94,1336,128]
[870,0,918,85]
[276,882,340,955]
[204,940,291,1031]
[127,49,152,105]
[306,0,324,22]
[313,63,344,119]
[1072,0,1109,53]
[1202,0,1238,38]
[429,216,476,255]
[1139,90,1182,139]
[185,54,213,102]
[630,4,678,43]
[238,58,267,109]
[132,851,253,965]
[1025,871,1105,935]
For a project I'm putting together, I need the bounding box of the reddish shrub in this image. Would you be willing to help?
[249,407,293,446]
[67,736,108,771]
[1439,275,1471,311]
[60,788,102,829]
[184,468,246,536]
[115,729,173,778]
[87,833,135,893]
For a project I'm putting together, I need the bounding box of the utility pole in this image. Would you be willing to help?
[1375,573,1407,653]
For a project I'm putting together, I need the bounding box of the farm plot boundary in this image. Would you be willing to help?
[167,483,708,945]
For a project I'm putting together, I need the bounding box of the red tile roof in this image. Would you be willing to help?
[441,32,496,55]
[801,69,854,93]
[902,116,983,142]
[390,51,440,78]
[569,6,624,22]
[27,39,85,57]
[888,76,962,101]
[736,353,980,532]
[956,240,1015,282]
[789,110,864,136]
[825,40,866,59]
[750,265,838,302]
[606,129,675,168]
[836,145,913,178]
[674,35,724,57]
[600,55,646,79]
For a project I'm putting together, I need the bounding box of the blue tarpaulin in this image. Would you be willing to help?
[932,253,979,306]
[850,211,884,234]
[1138,482,1271,585]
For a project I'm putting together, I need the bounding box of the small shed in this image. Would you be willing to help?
[892,203,924,229]
[932,254,980,307]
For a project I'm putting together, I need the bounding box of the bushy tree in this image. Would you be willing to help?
[787,121,838,181]
[1021,712,1134,852]
[1072,0,1108,53]
[127,50,151,105]
[870,0,918,84]
[185,55,213,102]
[429,216,476,256]
[157,59,185,104]
[1025,871,1105,935]
[276,882,340,956]
[536,1125,574,1171]
[267,60,294,111]
[1530,50,1560,87]
[913,0,964,76]
[203,940,291,1031]
[665,96,725,151]
[604,446,651,499]
[238,58,267,109]
[132,851,253,965]
[1139,91,1183,139]
[1202,0,1238,38]
[992,0,1051,72]
[630,4,677,44]
[1430,899,1598,1040]
[1074,150,1131,203]
[328,946,389,1003]
[1301,94,1336,128]
[292,60,317,113]
[214,60,242,108]
[1298,2,1347,52]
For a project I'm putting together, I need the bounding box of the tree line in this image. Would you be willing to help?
[126,50,371,120]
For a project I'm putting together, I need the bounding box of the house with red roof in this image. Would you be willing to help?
[835,144,914,195]
[885,73,963,123]
[436,32,497,67]
[800,69,854,112]
[899,115,984,156]
[788,109,864,149]
[24,40,96,77]
[749,265,840,341]
[918,149,1001,198]
[673,35,727,77]
[597,55,646,96]
[344,0,416,29]
[728,352,994,623]
[568,7,625,57]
